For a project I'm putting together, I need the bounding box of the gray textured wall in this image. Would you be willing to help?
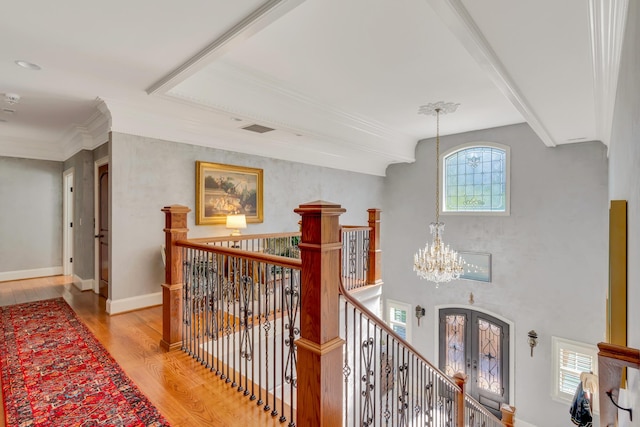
[93,141,108,162]
[609,1,640,421]
[110,132,384,301]
[0,157,63,272]
[383,123,608,426]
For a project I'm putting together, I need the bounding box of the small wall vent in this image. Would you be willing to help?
[242,124,275,134]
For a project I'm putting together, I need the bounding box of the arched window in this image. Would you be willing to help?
[442,143,510,214]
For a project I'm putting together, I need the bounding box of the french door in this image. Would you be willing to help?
[438,308,509,418]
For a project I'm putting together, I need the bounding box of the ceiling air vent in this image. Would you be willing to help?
[242,124,275,134]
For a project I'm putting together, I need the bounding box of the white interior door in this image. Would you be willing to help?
[63,168,74,276]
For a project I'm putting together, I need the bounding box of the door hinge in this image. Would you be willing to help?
[70,222,73,228]
[70,257,73,263]
[70,187,73,192]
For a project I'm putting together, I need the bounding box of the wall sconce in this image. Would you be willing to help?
[415,305,425,326]
[528,330,538,357]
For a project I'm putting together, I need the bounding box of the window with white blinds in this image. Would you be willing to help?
[551,337,598,403]
[387,300,411,342]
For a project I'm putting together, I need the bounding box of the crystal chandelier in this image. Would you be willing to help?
[414,102,465,286]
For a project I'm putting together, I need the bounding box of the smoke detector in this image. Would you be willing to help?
[4,93,20,105]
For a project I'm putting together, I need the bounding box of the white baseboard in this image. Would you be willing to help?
[106,292,162,314]
[0,266,63,282]
[72,275,95,291]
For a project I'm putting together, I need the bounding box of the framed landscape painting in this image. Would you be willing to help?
[196,161,263,225]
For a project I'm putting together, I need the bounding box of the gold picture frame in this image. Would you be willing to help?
[196,161,263,225]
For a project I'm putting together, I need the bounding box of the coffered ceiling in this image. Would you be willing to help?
[0,0,628,175]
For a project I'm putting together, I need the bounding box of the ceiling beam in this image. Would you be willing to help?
[425,0,557,147]
[146,0,306,95]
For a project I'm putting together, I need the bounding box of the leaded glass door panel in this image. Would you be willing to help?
[439,308,509,419]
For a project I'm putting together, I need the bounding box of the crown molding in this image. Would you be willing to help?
[146,0,306,95]
[426,0,556,147]
[0,135,64,161]
[589,0,628,148]
[105,98,397,176]
[61,126,92,160]
[59,99,111,159]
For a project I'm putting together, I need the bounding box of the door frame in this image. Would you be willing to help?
[62,167,74,276]
[93,156,108,294]
[434,304,516,406]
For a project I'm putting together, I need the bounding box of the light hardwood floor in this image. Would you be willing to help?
[0,276,287,427]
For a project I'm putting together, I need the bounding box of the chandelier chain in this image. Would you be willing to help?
[435,108,440,224]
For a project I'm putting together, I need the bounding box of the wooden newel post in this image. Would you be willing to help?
[500,404,515,426]
[367,208,382,286]
[453,372,467,427]
[160,205,190,351]
[294,201,346,427]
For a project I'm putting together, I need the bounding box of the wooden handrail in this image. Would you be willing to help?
[340,225,371,231]
[175,239,302,269]
[598,342,640,427]
[188,231,301,244]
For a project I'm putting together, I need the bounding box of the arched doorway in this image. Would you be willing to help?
[438,308,510,418]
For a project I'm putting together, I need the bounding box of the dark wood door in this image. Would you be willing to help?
[98,164,109,299]
[439,308,509,419]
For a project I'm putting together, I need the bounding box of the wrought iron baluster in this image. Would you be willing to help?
[284,268,300,426]
[398,356,408,427]
[231,257,239,388]
[262,263,272,413]
[348,233,357,276]
[382,332,391,425]
[239,267,254,394]
[360,336,375,426]
[181,248,189,354]
[273,268,283,419]
[343,299,351,427]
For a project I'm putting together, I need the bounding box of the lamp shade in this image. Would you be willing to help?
[226,214,247,236]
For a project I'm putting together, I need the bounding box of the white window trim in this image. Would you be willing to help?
[386,299,412,343]
[551,336,599,413]
[440,141,511,216]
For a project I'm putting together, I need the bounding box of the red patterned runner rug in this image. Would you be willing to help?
[0,298,170,426]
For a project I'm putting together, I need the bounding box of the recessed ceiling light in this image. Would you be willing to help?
[231,117,243,122]
[2,108,16,114]
[15,60,41,70]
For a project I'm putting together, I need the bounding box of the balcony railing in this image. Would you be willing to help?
[339,282,506,427]
[179,241,301,425]
[161,203,513,426]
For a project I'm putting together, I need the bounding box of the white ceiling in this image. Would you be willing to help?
[0,0,628,175]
